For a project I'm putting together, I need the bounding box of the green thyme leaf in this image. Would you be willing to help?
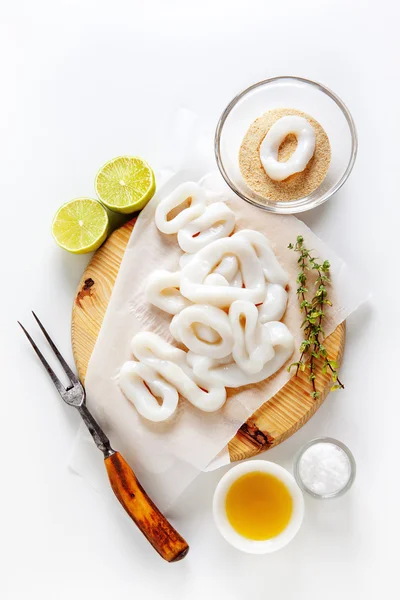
[288,236,344,397]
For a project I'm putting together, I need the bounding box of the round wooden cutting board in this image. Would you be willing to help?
[72,219,346,463]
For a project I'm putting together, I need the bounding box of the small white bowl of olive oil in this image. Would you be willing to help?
[213,460,304,553]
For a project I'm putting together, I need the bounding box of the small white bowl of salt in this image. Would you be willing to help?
[293,438,356,499]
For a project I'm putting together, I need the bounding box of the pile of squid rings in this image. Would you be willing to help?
[119,182,294,422]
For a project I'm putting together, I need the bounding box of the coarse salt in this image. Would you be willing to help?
[298,442,351,496]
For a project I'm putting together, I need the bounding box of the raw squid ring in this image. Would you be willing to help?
[119,362,178,422]
[229,301,274,374]
[170,304,234,359]
[233,230,289,287]
[146,270,192,315]
[182,254,243,288]
[259,116,316,182]
[187,321,295,388]
[258,283,288,324]
[179,231,285,292]
[180,236,266,307]
[155,182,206,234]
[155,181,236,253]
[177,202,236,253]
[204,255,243,288]
[120,332,227,415]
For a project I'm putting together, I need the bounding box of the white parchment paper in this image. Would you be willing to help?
[69,111,367,509]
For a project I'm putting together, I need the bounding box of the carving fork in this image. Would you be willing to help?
[18,312,189,562]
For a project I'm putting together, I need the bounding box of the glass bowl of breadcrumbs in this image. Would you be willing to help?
[215,76,357,214]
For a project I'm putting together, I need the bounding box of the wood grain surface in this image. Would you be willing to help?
[104,451,189,562]
[72,219,346,463]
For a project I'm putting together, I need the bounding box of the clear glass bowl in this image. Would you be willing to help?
[293,437,356,499]
[214,76,358,214]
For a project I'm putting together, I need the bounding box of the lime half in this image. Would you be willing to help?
[52,198,109,254]
[95,156,155,214]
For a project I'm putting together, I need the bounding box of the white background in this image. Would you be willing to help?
[1,1,398,598]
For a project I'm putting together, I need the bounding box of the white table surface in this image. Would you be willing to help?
[2,1,399,598]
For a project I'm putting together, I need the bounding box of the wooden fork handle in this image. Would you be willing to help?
[104,452,189,562]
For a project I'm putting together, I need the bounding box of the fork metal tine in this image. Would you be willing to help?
[18,321,66,396]
[31,311,79,385]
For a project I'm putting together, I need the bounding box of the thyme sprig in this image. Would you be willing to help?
[287,235,344,399]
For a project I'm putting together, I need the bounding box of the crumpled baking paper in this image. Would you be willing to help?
[69,110,367,509]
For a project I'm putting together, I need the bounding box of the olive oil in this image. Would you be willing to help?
[225,471,293,540]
